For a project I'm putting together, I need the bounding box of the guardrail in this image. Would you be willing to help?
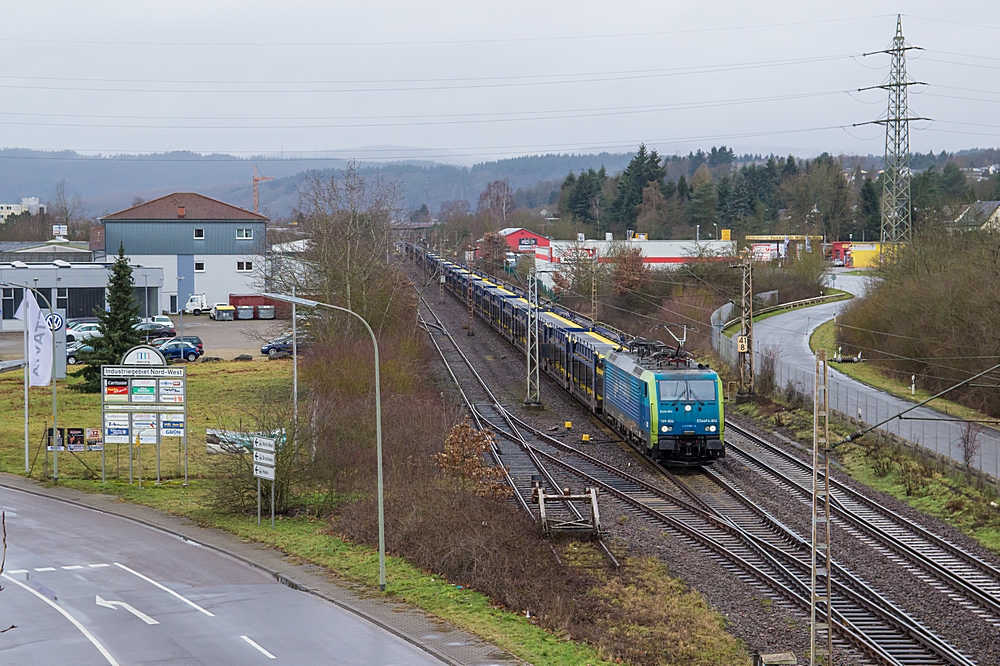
[0,359,26,374]
[721,292,849,332]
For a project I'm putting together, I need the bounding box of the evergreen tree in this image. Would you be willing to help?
[676,175,690,201]
[73,243,142,392]
[782,154,798,179]
[859,177,881,240]
[608,144,665,229]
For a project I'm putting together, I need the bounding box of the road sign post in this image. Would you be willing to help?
[253,436,276,528]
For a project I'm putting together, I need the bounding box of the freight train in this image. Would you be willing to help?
[409,245,724,465]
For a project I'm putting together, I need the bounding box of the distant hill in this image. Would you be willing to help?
[0,149,633,220]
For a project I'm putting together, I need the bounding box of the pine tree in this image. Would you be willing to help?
[73,242,142,392]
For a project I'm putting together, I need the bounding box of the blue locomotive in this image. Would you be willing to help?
[410,245,725,465]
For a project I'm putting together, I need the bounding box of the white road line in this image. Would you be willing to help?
[2,573,120,666]
[6,569,27,574]
[113,562,215,617]
[241,635,276,659]
[89,563,110,568]
[34,567,55,572]
[62,565,84,570]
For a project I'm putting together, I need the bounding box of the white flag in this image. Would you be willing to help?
[14,291,52,387]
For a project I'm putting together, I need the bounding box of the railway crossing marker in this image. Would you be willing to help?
[254,436,276,528]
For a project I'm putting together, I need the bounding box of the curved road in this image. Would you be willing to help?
[0,487,444,666]
[738,269,999,480]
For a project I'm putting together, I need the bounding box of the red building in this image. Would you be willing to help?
[475,227,551,258]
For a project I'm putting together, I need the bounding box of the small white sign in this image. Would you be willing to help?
[253,436,276,452]
[160,413,185,437]
[132,413,158,444]
[253,450,275,467]
[122,346,167,366]
[253,464,275,481]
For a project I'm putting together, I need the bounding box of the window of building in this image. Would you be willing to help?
[2,287,24,319]
[193,228,205,239]
[236,228,253,240]
[56,287,68,312]
[237,261,253,272]
[194,262,205,272]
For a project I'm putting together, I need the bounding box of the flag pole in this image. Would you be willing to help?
[23,295,29,472]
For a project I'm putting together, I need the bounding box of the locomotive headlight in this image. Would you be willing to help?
[707,425,717,432]
[684,405,692,412]
[661,425,672,433]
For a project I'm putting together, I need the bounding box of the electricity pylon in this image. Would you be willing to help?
[811,349,833,665]
[737,254,754,396]
[855,15,927,260]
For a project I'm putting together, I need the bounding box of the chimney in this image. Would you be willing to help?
[177,206,186,218]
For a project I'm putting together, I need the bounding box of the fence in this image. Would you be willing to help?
[710,303,1000,492]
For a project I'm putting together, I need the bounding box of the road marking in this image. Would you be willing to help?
[6,569,27,574]
[89,563,111,568]
[34,567,55,572]
[96,595,159,625]
[63,565,84,570]
[241,635,276,659]
[114,562,215,617]
[2,573,120,666]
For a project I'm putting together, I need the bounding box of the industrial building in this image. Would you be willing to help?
[0,261,163,332]
[99,193,267,314]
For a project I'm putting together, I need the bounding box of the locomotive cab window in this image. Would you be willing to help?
[688,380,717,402]
[659,380,687,401]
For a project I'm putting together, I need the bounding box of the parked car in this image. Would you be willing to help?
[142,315,175,327]
[184,293,209,315]
[261,334,292,357]
[66,341,94,365]
[209,303,236,320]
[151,335,204,352]
[66,322,103,343]
[832,258,845,267]
[134,322,176,341]
[67,317,100,329]
[156,339,202,362]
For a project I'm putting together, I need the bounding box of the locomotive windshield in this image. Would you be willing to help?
[658,379,717,402]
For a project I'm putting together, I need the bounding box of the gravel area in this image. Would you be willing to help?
[727,413,1000,664]
[410,264,827,661]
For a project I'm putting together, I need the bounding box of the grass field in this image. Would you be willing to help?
[0,359,293,480]
[809,320,997,429]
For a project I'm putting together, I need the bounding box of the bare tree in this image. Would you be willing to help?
[477,180,514,232]
[50,180,86,225]
[956,422,984,472]
[279,163,407,337]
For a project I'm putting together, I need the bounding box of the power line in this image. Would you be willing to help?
[0,15,893,48]
[0,54,860,94]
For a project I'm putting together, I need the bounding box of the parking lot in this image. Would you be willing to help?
[0,315,291,362]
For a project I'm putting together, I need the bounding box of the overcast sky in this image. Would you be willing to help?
[3,1,999,164]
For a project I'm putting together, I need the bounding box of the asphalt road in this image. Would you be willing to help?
[0,487,443,666]
[742,269,1000,479]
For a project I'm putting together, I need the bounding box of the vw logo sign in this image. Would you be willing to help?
[45,313,64,331]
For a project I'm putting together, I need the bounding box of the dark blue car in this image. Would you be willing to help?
[156,339,202,362]
[261,334,292,357]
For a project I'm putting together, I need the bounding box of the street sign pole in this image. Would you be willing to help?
[253,436,276,530]
[271,480,275,529]
[257,477,261,527]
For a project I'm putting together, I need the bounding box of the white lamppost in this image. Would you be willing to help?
[263,292,386,591]
[176,276,184,340]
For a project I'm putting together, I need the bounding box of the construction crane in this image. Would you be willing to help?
[252,165,274,215]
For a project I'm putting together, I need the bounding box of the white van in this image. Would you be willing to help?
[184,293,209,315]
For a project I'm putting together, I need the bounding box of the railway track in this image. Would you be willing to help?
[409,255,980,663]
[417,295,616,556]
[725,420,1000,627]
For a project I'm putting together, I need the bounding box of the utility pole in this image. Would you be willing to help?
[466,275,474,336]
[811,349,833,665]
[855,16,926,260]
[591,249,598,322]
[524,268,541,407]
[737,254,754,396]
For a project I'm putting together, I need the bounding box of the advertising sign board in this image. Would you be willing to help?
[67,428,86,452]
[86,427,103,451]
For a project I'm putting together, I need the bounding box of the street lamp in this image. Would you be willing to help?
[713,223,719,240]
[696,224,700,242]
[263,291,386,591]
